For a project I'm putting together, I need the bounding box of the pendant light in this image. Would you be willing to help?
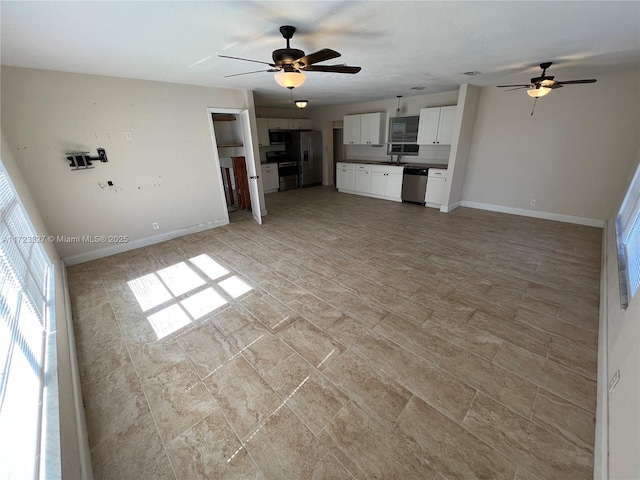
[396,95,403,116]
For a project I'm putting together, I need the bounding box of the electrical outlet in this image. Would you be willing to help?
[609,369,620,392]
[529,199,536,207]
[152,222,159,230]
[125,131,133,141]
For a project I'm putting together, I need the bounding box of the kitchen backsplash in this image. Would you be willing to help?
[346,144,450,165]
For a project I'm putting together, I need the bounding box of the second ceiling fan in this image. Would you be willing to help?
[497,62,597,98]
[219,25,361,88]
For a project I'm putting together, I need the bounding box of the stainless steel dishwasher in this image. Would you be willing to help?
[401,167,429,205]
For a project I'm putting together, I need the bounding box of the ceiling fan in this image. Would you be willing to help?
[219,25,361,89]
[497,62,597,98]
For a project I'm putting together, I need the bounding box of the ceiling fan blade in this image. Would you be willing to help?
[297,48,341,67]
[497,84,532,88]
[218,54,275,67]
[224,69,279,78]
[556,79,597,85]
[504,86,530,92]
[305,64,361,74]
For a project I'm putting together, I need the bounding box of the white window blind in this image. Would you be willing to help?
[616,160,640,307]
[0,160,52,479]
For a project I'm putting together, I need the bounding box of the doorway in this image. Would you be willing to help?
[208,109,262,225]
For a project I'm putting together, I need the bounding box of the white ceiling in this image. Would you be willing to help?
[2,1,639,108]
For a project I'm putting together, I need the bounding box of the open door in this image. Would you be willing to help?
[208,108,262,226]
[239,110,262,225]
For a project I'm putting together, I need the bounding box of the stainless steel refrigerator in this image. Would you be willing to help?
[286,130,322,187]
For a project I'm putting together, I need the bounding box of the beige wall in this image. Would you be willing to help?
[603,148,640,479]
[462,68,640,223]
[1,67,252,262]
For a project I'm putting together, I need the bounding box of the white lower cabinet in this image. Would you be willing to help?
[261,163,279,193]
[336,162,403,202]
[336,162,354,191]
[369,169,386,196]
[386,170,404,198]
[353,164,370,193]
[425,168,447,207]
[370,165,403,199]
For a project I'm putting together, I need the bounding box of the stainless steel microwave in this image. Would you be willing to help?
[269,130,292,145]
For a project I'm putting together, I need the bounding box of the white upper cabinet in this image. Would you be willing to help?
[268,118,290,130]
[265,118,312,130]
[417,108,440,145]
[417,106,457,145]
[256,117,312,147]
[360,112,385,145]
[292,118,312,130]
[437,106,457,145]
[343,112,385,145]
[343,115,361,144]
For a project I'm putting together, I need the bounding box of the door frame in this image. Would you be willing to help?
[207,107,262,225]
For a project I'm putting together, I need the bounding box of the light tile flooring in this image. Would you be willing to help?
[68,186,601,480]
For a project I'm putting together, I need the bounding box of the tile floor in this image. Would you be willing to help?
[68,186,601,480]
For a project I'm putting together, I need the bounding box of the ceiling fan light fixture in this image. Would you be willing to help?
[274,71,306,89]
[295,100,308,109]
[527,86,552,98]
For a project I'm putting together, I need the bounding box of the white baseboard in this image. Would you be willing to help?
[460,200,605,227]
[60,265,93,478]
[63,218,229,266]
[594,223,609,480]
[440,201,461,213]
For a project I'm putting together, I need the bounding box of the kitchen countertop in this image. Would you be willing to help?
[341,159,448,169]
